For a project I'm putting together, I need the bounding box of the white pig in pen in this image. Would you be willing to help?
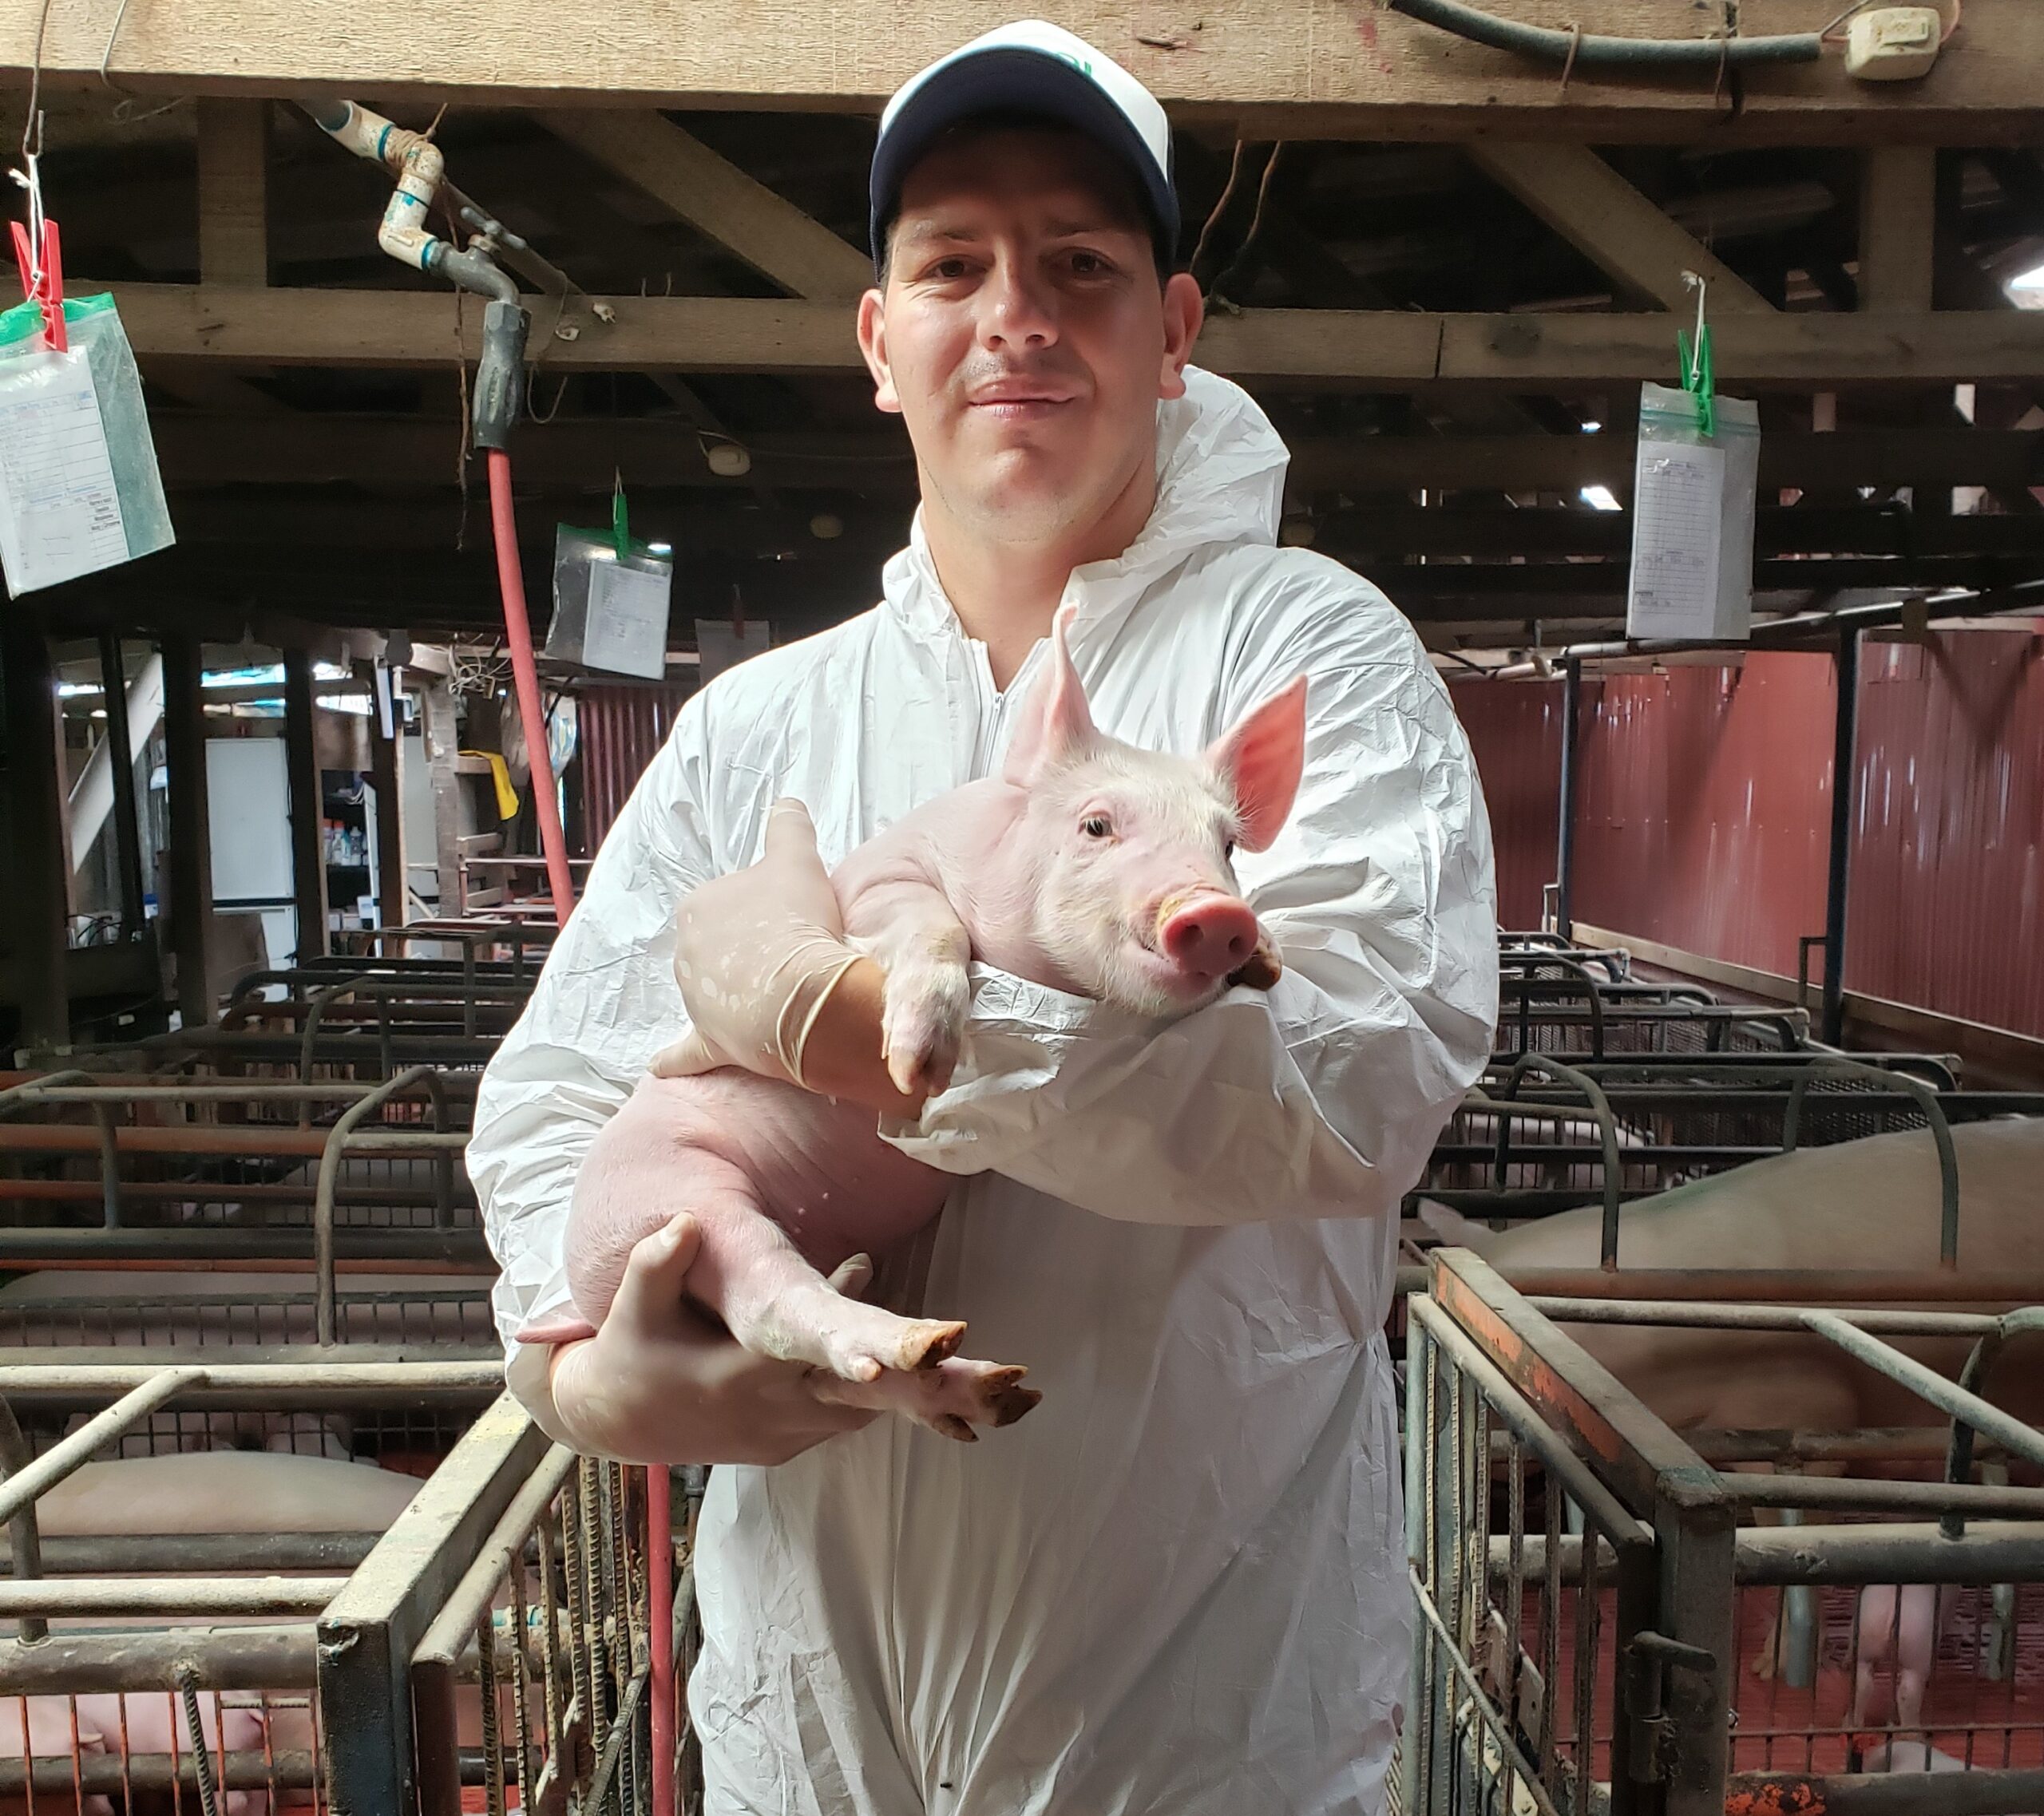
[0,1451,426,1815]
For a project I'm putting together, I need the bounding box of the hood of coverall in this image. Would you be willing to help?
[880,364,1289,638]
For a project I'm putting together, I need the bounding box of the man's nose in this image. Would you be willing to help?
[979,252,1057,349]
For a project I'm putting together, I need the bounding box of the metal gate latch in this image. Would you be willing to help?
[1622,1631,1717,1783]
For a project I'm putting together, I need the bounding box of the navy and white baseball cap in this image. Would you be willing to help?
[869,20,1179,275]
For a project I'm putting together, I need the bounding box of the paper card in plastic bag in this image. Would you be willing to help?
[0,293,175,596]
[545,524,673,679]
[1626,380,1760,643]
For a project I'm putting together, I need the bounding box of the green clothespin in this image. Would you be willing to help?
[1678,272,1716,440]
[611,469,630,559]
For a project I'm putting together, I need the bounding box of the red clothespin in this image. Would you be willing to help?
[10,213,65,353]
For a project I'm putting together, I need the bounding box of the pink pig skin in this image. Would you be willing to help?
[529,609,1309,1440]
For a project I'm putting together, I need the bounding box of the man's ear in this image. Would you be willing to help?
[1157,271,1204,402]
[858,289,901,415]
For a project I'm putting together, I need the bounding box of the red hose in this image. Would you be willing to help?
[490,448,674,1799]
[648,1466,676,1814]
[486,449,578,925]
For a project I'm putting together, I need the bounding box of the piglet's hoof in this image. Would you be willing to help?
[1230,939,1282,991]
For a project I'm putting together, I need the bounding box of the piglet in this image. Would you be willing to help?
[525,608,1308,1441]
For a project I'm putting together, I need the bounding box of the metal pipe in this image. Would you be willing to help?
[0,1749,318,1798]
[1734,1519,2044,1585]
[0,1532,379,1574]
[1464,588,2044,682]
[0,1359,501,1395]
[0,1230,493,1268]
[0,1397,46,1645]
[413,1444,576,1668]
[1503,1268,2044,1304]
[1385,0,1820,66]
[1941,1308,2044,1538]
[1726,1769,2044,1814]
[1821,626,1860,1045]
[1802,1308,2044,1470]
[1527,1298,2010,1336]
[1727,1474,2044,1517]
[0,1624,317,1695]
[0,1576,342,1616]
[1554,657,1580,942]
[0,1367,203,1526]
[315,1063,448,1344]
[93,633,149,936]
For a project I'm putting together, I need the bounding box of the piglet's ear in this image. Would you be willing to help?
[1206,675,1307,853]
[1004,606,1099,787]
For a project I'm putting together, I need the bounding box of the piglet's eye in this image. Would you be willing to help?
[1223,839,1237,860]
[1081,815,1113,839]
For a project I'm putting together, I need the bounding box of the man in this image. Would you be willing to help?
[470,20,1498,1813]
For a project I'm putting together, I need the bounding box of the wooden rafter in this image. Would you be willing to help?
[92,283,2044,386]
[1465,143,1776,314]
[138,417,2043,497]
[537,111,872,299]
[13,1,2044,144]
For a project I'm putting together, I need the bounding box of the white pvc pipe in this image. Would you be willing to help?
[66,652,163,876]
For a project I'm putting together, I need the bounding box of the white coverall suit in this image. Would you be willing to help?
[470,366,1500,1814]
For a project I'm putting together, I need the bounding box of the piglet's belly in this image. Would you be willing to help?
[566,1070,950,1324]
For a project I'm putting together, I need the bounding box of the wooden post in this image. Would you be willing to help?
[3,609,72,1052]
[1859,146,1936,313]
[196,98,270,286]
[283,650,328,963]
[160,632,216,1028]
[422,679,463,919]
[362,663,408,947]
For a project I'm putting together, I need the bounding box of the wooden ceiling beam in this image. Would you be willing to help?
[141,415,2041,495]
[93,282,2044,386]
[1464,143,1776,315]
[537,111,872,299]
[14,2,2044,144]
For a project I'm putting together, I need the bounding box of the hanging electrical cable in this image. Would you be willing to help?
[1383,0,1824,67]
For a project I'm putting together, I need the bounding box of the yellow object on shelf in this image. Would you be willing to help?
[460,750,521,821]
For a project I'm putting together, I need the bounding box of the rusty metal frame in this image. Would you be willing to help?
[1418,1252,2044,1815]
[318,1395,547,1816]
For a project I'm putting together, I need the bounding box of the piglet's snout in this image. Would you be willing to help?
[1158,894,1259,982]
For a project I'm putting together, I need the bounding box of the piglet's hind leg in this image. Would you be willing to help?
[679,1165,967,1381]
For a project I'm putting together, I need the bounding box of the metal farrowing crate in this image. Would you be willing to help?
[1404,1249,2044,1815]
[0,1363,691,1814]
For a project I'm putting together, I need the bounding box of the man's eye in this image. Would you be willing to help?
[1082,816,1112,838]
[1068,251,1107,275]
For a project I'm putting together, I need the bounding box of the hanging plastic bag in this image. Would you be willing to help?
[545,523,673,680]
[0,292,175,596]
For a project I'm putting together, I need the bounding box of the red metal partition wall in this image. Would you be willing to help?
[1850,632,2044,1039]
[1448,629,2044,1039]
[576,679,695,854]
[1452,680,1563,930]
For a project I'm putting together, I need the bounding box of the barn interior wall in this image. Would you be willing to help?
[1452,631,2044,1040]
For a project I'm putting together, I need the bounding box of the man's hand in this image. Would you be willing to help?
[543,1213,879,1466]
[652,798,925,1118]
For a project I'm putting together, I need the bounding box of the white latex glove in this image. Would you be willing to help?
[651,799,861,1088]
[545,1213,880,1466]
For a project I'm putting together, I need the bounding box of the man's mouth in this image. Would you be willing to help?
[966,381,1079,418]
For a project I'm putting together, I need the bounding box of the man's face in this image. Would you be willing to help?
[858,126,1203,548]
